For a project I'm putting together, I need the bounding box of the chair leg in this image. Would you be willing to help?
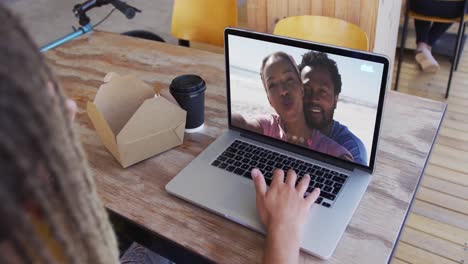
[455,22,466,71]
[178,39,190,47]
[394,6,410,91]
[446,8,466,98]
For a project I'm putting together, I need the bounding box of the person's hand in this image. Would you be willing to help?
[251,168,320,264]
[65,98,77,121]
[252,168,320,239]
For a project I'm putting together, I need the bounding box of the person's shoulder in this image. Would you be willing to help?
[314,129,333,142]
[331,121,348,136]
[331,121,364,145]
[313,130,352,157]
[331,120,368,164]
[312,129,341,148]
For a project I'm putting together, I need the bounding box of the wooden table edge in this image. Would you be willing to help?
[385,101,448,263]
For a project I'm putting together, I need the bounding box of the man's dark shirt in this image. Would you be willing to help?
[329,121,367,165]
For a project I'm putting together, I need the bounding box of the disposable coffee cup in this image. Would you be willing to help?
[169,75,206,133]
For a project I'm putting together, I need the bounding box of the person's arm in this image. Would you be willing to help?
[231,113,263,134]
[251,168,320,264]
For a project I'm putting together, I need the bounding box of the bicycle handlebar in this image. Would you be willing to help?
[40,0,140,52]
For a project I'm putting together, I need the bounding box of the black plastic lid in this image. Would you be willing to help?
[169,75,206,95]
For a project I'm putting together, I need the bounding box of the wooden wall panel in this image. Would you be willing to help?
[322,0,336,17]
[360,0,379,50]
[348,0,361,27]
[246,0,384,51]
[247,0,267,33]
[288,0,311,16]
[266,0,289,33]
[310,0,323,15]
[334,0,347,21]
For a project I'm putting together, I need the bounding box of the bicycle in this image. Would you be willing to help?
[40,0,141,52]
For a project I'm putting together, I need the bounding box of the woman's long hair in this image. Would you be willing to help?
[0,4,119,263]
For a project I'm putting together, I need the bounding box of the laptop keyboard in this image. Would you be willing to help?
[210,140,349,208]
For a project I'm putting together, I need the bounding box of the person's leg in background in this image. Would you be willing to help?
[411,0,464,72]
[428,22,454,46]
[414,19,442,72]
[414,19,431,49]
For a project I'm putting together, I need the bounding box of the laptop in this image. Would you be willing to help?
[166,28,389,259]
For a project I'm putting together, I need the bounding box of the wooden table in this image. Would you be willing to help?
[45,31,447,264]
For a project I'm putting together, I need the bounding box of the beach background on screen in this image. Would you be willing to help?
[229,35,385,165]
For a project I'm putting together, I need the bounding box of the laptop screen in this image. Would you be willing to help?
[226,29,388,170]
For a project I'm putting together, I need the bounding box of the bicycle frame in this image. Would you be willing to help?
[40,23,93,52]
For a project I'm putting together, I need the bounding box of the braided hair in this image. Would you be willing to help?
[0,4,119,263]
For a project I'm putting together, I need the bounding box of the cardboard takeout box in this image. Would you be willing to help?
[87,73,186,168]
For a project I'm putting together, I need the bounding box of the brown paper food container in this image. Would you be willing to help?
[87,73,186,168]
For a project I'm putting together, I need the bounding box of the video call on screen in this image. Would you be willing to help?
[229,35,384,167]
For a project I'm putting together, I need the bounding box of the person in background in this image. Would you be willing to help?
[299,51,368,165]
[411,0,468,72]
[0,4,319,264]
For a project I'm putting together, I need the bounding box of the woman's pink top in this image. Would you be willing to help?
[257,114,352,160]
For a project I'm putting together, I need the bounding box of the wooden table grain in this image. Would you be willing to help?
[45,31,447,264]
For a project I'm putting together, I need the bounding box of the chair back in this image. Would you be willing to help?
[171,0,238,47]
[273,16,369,51]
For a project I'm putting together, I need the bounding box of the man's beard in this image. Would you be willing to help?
[305,108,334,133]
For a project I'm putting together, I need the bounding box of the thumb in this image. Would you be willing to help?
[251,168,267,197]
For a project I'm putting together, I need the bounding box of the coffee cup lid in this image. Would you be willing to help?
[170,75,206,95]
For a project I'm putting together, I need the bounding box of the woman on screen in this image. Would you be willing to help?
[232,52,352,161]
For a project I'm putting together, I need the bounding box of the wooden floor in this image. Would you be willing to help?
[390,43,468,263]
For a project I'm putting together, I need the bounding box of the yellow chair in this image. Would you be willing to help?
[394,0,468,98]
[171,0,238,47]
[273,16,369,51]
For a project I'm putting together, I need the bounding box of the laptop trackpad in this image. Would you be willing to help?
[221,180,260,226]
